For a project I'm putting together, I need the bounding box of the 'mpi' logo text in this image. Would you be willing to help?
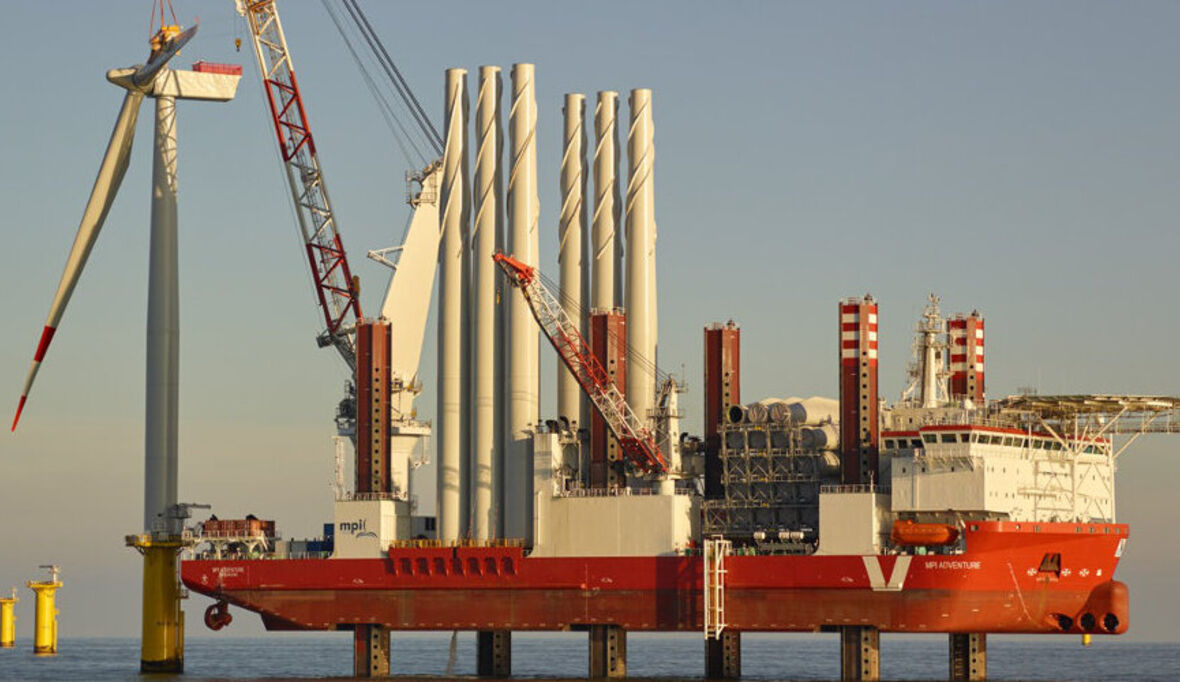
[339,519,367,535]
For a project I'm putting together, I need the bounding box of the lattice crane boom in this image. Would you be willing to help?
[493,253,667,474]
[237,0,362,367]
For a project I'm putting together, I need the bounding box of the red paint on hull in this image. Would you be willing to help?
[182,522,1129,636]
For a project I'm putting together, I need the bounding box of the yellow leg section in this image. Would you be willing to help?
[0,591,18,648]
[133,537,184,673]
[26,577,61,656]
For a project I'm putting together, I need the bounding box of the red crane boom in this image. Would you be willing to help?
[493,253,666,474]
[238,0,362,365]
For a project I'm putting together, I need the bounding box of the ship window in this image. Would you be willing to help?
[1003,437,1015,447]
[970,433,981,443]
[417,558,429,574]
[468,557,481,574]
[941,433,957,443]
[884,439,895,449]
[434,558,447,574]
[911,439,923,448]
[923,434,937,444]
[501,557,515,575]
[400,558,412,574]
[485,557,498,574]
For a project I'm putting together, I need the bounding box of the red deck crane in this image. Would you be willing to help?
[493,253,667,474]
[237,0,363,366]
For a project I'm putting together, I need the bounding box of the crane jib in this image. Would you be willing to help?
[242,0,362,352]
[493,252,667,474]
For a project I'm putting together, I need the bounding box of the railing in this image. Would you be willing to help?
[388,538,525,549]
[560,486,691,498]
[337,491,407,502]
[819,484,891,495]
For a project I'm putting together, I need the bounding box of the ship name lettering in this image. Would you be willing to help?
[923,560,981,570]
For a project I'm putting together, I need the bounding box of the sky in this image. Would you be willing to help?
[0,0,1178,644]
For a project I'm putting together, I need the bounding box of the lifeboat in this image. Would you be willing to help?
[890,520,959,546]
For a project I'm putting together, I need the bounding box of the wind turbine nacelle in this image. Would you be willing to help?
[107,67,240,102]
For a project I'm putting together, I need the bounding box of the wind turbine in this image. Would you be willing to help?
[10,17,240,673]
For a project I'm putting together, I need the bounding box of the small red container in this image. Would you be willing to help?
[192,61,243,76]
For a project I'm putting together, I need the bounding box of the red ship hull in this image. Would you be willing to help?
[182,521,1129,636]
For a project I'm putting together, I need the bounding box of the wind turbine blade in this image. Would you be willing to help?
[134,23,199,87]
[12,90,144,432]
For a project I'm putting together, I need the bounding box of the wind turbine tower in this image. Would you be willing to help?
[11,16,239,673]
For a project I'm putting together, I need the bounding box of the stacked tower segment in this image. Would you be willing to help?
[558,94,588,428]
[438,68,469,542]
[624,89,657,426]
[839,296,879,485]
[470,65,503,541]
[949,312,985,404]
[504,63,540,542]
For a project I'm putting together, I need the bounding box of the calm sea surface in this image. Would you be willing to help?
[0,634,1175,681]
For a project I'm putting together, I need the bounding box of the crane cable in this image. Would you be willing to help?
[320,0,426,168]
[535,269,671,387]
[339,0,444,156]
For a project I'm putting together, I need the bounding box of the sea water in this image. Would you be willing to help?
[0,633,1175,681]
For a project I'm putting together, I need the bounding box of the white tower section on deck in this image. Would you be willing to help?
[505,63,540,542]
[558,93,588,427]
[145,92,180,534]
[591,91,620,310]
[625,89,657,426]
[471,65,502,540]
[438,68,468,542]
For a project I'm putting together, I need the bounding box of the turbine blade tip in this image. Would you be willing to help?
[11,396,27,432]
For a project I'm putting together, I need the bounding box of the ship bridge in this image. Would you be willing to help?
[885,395,1180,524]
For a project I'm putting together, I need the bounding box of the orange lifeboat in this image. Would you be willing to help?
[890,520,960,546]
